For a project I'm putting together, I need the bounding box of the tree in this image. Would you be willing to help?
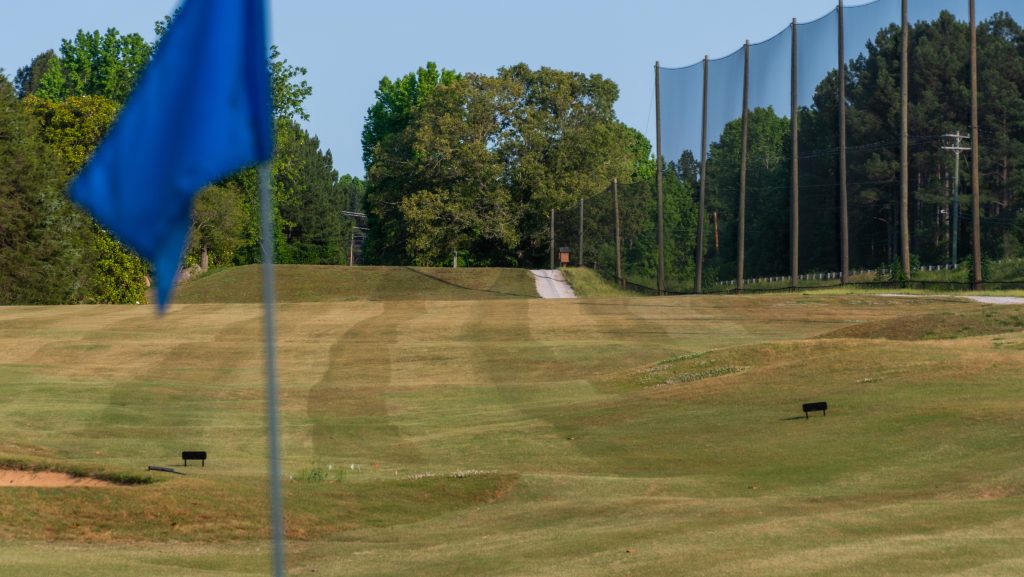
[275,121,350,264]
[269,45,313,122]
[699,108,791,279]
[22,93,148,303]
[0,77,92,304]
[398,74,519,265]
[362,62,460,263]
[362,63,639,267]
[14,50,57,98]
[34,28,152,103]
[190,184,246,271]
[21,94,118,168]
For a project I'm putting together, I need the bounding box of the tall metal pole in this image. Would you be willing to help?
[790,19,799,288]
[838,0,849,284]
[900,0,911,279]
[655,62,666,295]
[259,163,287,577]
[614,178,623,287]
[970,0,982,289]
[738,41,750,293]
[579,197,584,267]
[549,209,555,269]
[696,56,709,294]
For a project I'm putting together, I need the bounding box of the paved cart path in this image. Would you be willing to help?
[879,294,1024,305]
[531,270,577,299]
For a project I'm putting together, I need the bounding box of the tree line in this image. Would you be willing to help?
[1,21,363,304]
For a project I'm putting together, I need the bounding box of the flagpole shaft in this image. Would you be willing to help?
[259,162,287,577]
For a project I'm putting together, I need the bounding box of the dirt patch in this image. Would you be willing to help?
[0,469,114,488]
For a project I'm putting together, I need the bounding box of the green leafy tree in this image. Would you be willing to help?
[0,77,92,304]
[362,62,459,263]
[34,28,152,103]
[190,184,246,270]
[362,63,639,266]
[22,93,147,303]
[21,94,118,168]
[397,75,520,265]
[88,227,148,303]
[268,45,313,122]
[14,50,57,98]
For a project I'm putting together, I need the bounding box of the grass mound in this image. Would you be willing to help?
[175,265,538,303]
[819,306,1024,340]
[559,267,635,297]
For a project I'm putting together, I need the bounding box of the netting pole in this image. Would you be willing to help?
[696,56,709,294]
[655,62,665,295]
[738,41,750,293]
[614,178,623,287]
[790,19,799,289]
[900,0,910,279]
[549,209,555,269]
[838,0,849,284]
[970,0,982,290]
[579,197,584,267]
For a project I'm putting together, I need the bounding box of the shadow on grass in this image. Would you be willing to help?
[403,267,536,299]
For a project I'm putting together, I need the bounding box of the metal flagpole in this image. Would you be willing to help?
[259,163,287,577]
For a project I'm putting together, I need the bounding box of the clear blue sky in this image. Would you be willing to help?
[2,0,861,178]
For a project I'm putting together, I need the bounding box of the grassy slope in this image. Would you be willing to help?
[560,267,635,297]
[1,292,1023,575]
[175,265,538,302]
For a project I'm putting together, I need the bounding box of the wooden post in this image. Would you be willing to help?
[655,62,665,295]
[696,56,709,294]
[579,197,584,268]
[348,229,355,266]
[838,0,849,284]
[790,19,799,288]
[614,178,623,287]
[738,41,750,293]
[970,0,982,289]
[549,209,555,270]
[900,0,910,279]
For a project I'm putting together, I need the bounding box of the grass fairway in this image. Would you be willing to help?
[1,274,1023,576]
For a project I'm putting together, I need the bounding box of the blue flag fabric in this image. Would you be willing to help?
[70,0,274,310]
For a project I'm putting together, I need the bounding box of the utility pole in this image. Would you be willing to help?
[970,0,982,290]
[613,178,623,287]
[579,197,584,268]
[349,230,355,266]
[549,209,555,270]
[900,0,910,279]
[941,132,970,267]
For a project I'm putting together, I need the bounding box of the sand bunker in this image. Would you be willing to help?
[0,469,113,488]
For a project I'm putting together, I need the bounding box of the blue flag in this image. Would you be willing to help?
[70,0,274,310]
